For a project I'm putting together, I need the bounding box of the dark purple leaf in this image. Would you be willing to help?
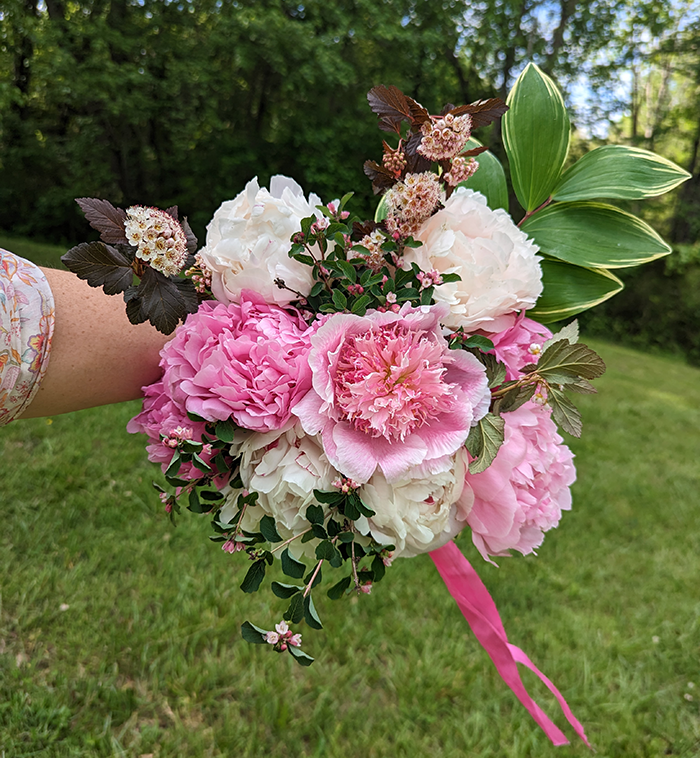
[181,217,198,255]
[137,267,189,334]
[363,160,397,195]
[76,198,128,244]
[367,85,415,132]
[165,206,178,219]
[450,98,509,128]
[61,242,133,295]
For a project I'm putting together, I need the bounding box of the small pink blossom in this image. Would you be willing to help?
[485,313,553,380]
[265,621,302,651]
[443,156,479,187]
[360,582,373,594]
[384,172,442,237]
[222,539,244,554]
[293,304,490,483]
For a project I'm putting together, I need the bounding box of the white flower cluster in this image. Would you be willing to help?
[384,172,442,237]
[124,206,189,277]
[417,113,473,161]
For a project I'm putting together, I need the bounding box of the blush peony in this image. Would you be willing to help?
[404,188,543,332]
[464,402,576,560]
[126,380,216,480]
[157,292,313,433]
[219,426,341,559]
[356,449,473,557]
[292,303,491,484]
[198,176,323,307]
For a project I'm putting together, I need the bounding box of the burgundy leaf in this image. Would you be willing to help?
[76,198,128,244]
[352,220,379,240]
[137,267,189,335]
[363,160,397,195]
[462,145,490,157]
[61,241,133,295]
[406,96,430,126]
[164,205,178,219]
[450,98,509,128]
[181,217,198,255]
[367,85,414,132]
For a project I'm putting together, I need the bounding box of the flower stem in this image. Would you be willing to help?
[517,196,553,227]
[303,560,324,598]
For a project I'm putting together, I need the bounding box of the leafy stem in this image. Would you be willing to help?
[517,196,553,227]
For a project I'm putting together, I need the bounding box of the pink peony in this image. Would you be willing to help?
[292,303,491,484]
[127,380,215,480]
[464,402,576,560]
[486,313,553,380]
[160,291,313,432]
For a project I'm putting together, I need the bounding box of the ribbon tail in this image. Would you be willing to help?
[430,540,590,748]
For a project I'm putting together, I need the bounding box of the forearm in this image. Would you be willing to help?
[20,267,170,418]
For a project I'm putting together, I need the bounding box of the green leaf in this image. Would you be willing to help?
[240,560,266,594]
[352,494,375,518]
[240,621,268,645]
[351,294,371,315]
[288,645,314,666]
[187,489,211,514]
[164,452,181,479]
[466,413,505,474]
[547,386,583,437]
[271,581,302,599]
[281,548,306,579]
[304,594,323,630]
[313,489,344,505]
[374,193,390,222]
[315,540,341,564]
[305,504,325,524]
[371,555,386,582]
[259,515,282,543]
[494,383,537,414]
[530,259,624,324]
[331,288,348,310]
[552,145,691,202]
[327,576,351,600]
[462,335,495,352]
[311,523,328,540]
[284,593,305,624]
[343,497,361,521]
[502,63,570,211]
[459,137,509,210]
[215,419,236,444]
[521,202,671,268]
[535,340,606,380]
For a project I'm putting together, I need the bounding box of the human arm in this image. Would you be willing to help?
[19,265,170,418]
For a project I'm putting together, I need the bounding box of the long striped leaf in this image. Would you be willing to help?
[552,145,691,201]
[503,64,570,211]
[530,259,623,323]
[522,202,671,268]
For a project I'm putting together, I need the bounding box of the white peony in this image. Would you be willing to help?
[405,188,543,333]
[219,426,341,559]
[198,176,323,307]
[356,449,473,558]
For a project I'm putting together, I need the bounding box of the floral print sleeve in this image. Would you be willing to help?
[0,251,55,426]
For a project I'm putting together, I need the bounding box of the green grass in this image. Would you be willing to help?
[1,340,700,757]
[0,233,69,269]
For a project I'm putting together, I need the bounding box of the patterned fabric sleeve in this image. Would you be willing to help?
[0,251,55,426]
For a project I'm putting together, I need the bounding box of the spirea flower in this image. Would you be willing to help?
[464,403,576,560]
[443,156,479,187]
[417,113,473,161]
[159,292,313,432]
[198,176,323,307]
[404,188,543,332]
[125,206,189,277]
[356,449,473,557]
[384,172,442,237]
[293,304,491,484]
[350,230,387,271]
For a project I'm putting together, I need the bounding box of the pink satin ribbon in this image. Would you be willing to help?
[430,541,591,747]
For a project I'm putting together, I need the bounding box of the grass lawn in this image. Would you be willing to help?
[0,233,69,270]
[1,325,699,751]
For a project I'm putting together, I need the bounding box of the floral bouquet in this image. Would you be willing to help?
[62,64,689,746]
